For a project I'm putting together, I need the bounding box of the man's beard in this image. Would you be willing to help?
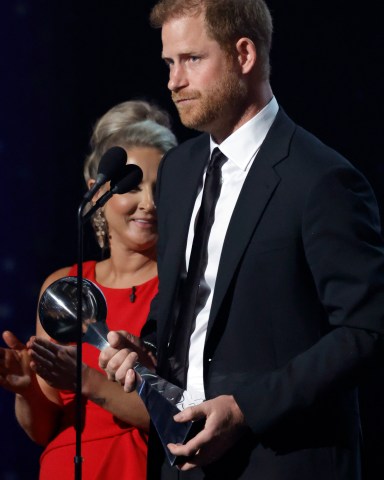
[172,68,247,134]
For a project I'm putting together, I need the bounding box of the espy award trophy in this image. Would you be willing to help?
[38,276,203,466]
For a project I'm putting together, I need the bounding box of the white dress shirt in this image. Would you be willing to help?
[178,97,279,409]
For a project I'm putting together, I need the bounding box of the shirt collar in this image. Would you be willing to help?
[210,96,279,171]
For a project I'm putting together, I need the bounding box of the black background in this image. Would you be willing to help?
[0,1,383,478]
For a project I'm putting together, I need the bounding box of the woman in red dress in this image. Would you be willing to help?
[0,100,177,479]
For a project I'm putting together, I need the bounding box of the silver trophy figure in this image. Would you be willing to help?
[38,276,203,466]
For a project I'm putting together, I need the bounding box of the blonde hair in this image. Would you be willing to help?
[83,100,177,183]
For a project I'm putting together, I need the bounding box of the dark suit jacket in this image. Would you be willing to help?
[143,109,384,479]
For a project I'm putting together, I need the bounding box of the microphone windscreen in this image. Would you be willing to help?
[97,146,127,182]
[114,164,143,194]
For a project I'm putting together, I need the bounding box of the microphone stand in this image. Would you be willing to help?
[75,198,87,480]
[72,165,142,478]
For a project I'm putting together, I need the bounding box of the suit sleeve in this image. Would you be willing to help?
[139,148,171,347]
[234,164,384,435]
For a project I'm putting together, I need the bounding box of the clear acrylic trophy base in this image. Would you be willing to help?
[38,276,203,466]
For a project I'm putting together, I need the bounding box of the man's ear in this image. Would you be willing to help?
[235,37,257,74]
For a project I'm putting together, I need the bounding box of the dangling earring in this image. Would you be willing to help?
[93,208,109,249]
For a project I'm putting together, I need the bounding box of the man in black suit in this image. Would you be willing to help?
[99,1,384,478]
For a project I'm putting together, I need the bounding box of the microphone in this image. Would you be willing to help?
[96,164,143,208]
[83,146,128,201]
[82,164,143,223]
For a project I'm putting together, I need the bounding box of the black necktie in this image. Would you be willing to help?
[168,148,227,388]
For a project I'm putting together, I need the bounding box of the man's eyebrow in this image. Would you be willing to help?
[161,53,174,64]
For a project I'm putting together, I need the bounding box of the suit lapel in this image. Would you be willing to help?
[163,134,210,270]
[157,135,210,348]
[207,110,296,337]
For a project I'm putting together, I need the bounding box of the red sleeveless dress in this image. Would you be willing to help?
[39,261,158,480]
